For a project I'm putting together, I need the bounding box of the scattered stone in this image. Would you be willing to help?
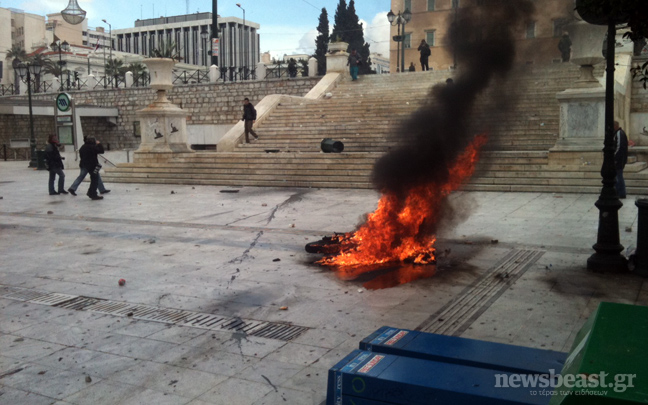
[262,203,267,207]
[491,239,499,244]
[279,306,288,310]
[192,187,195,189]
[145,239,156,244]
[220,189,240,193]
[626,226,633,233]
[273,258,281,262]
[118,279,126,287]
[38,370,47,375]
[290,224,295,228]
[47,211,53,215]
[169,379,179,385]
[58,358,62,362]
[13,337,24,342]
[127,312,133,317]
[171,191,175,194]
[357,289,363,293]
[85,376,92,383]
[0,196,3,199]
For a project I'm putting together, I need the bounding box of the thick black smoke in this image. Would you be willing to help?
[372,0,535,198]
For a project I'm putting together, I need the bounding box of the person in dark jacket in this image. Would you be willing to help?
[558,32,572,62]
[408,62,416,72]
[418,39,431,71]
[79,137,105,200]
[44,134,68,195]
[347,49,360,81]
[68,137,110,196]
[614,121,629,199]
[242,97,258,143]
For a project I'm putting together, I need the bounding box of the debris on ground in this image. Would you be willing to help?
[273,258,281,262]
[127,312,133,317]
[262,203,267,207]
[220,189,240,193]
[85,376,92,383]
[626,226,633,233]
[290,224,295,228]
[171,191,175,194]
[491,239,499,244]
[118,279,126,287]
[47,211,53,215]
[279,306,288,310]
[145,238,156,244]
[38,370,47,375]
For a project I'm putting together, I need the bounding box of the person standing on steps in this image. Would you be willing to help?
[418,39,431,71]
[79,137,105,200]
[68,137,110,196]
[408,62,416,72]
[558,32,572,62]
[242,97,258,144]
[44,134,68,195]
[347,49,360,81]
[614,121,628,199]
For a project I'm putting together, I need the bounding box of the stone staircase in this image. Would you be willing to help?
[104,64,648,195]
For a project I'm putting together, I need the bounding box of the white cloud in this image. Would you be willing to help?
[297,28,317,55]
[364,12,390,56]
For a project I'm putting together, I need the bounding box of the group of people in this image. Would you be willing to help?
[44,135,110,200]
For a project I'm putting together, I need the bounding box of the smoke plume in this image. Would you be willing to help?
[372,0,535,198]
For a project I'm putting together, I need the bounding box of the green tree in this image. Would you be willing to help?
[6,45,27,94]
[105,58,125,77]
[314,7,330,76]
[331,0,349,44]
[331,0,371,75]
[28,53,55,92]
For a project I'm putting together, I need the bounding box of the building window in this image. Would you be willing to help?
[82,31,87,36]
[404,33,411,49]
[553,19,568,37]
[83,41,87,45]
[526,22,536,39]
[427,0,435,11]
[426,31,436,46]
[452,0,459,8]
[404,0,412,12]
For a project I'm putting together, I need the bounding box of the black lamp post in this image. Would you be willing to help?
[15,61,42,169]
[201,28,209,67]
[53,40,70,91]
[576,0,631,273]
[102,19,113,88]
[211,0,218,67]
[236,3,246,79]
[387,8,412,73]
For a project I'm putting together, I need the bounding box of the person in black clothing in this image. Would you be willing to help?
[242,97,258,143]
[44,134,68,195]
[418,39,431,71]
[408,62,416,72]
[558,32,572,62]
[79,137,105,200]
[614,121,629,199]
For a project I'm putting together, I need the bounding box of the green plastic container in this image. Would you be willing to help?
[549,302,648,404]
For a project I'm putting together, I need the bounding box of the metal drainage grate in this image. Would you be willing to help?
[28,293,78,306]
[0,286,50,302]
[0,284,309,342]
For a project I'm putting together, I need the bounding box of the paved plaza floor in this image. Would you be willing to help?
[0,160,647,405]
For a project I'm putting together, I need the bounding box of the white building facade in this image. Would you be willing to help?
[113,13,260,72]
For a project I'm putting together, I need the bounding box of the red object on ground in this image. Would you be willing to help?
[118,279,126,286]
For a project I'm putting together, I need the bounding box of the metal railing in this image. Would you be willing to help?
[173,70,210,85]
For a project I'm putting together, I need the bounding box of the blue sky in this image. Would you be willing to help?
[10,0,391,57]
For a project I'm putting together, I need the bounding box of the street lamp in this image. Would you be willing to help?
[236,3,246,79]
[387,8,412,73]
[52,40,70,90]
[15,61,42,169]
[102,19,113,87]
[201,27,209,67]
[211,0,218,67]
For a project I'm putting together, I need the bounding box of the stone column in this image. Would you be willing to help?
[308,57,317,77]
[256,62,266,81]
[209,65,220,82]
[326,42,349,79]
[125,71,134,88]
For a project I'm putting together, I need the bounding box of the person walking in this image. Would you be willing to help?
[79,137,105,200]
[242,97,258,144]
[418,39,431,71]
[347,49,360,81]
[68,137,110,196]
[614,121,628,199]
[558,32,572,62]
[44,134,68,195]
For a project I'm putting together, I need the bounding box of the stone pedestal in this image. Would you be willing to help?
[326,41,350,79]
[136,58,193,153]
[549,87,606,166]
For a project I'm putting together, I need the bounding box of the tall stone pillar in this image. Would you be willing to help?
[326,42,350,79]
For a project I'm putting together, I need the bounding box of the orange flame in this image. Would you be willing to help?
[318,134,487,273]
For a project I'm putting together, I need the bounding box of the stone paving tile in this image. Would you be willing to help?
[197,378,274,405]
[263,343,331,367]
[253,386,324,405]
[0,385,59,405]
[111,319,171,338]
[0,364,99,400]
[32,347,102,371]
[62,380,152,405]
[75,353,140,379]
[146,325,209,345]
[279,364,329,396]
[84,334,180,360]
[236,359,304,386]
[0,335,68,363]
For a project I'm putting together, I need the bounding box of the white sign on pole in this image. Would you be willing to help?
[212,38,219,57]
